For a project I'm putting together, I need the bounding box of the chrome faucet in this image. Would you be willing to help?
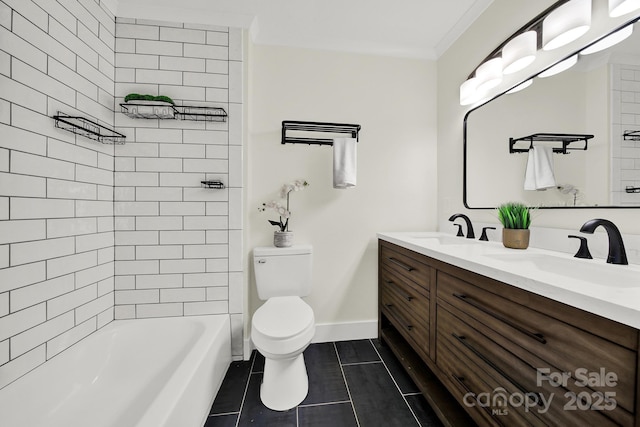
[449,214,475,239]
[579,219,628,265]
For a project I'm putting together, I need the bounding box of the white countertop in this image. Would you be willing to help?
[377,231,640,329]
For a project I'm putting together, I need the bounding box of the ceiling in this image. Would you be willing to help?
[114,0,494,59]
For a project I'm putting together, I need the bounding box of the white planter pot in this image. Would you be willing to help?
[274,231,293,248]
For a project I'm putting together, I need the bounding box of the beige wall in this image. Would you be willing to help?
[438,0,640,232]
[247,45,437,340]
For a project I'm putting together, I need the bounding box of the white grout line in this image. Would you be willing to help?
[234,352,258,427]
[298,400,353,408]
[340,360,383,367]
[369,338,423,427]
[333,342,361,427]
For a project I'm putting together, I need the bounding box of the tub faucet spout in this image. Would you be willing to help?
[579,218,628,265]
[448,214,475,239]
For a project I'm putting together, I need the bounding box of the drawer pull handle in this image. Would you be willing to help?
[453,293,546,344]
[453,334,541,406]
[385,280,415,301]
[388,257,415,272]
[384,303,414,331]
[452,374,471,392]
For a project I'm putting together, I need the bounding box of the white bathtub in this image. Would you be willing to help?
[0,315,231,427]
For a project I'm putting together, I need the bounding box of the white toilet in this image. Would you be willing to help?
[251,245,315,411]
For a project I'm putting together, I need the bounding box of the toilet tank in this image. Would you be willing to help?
[253,245,313,300]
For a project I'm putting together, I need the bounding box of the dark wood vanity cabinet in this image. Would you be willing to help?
[378,240,640,427]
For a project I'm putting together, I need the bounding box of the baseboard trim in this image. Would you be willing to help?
[311,320,378,344]
[243,320,379,360]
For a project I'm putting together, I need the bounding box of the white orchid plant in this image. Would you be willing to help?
[259,179,309,232]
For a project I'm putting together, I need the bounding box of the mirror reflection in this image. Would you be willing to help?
[465,19,640,208]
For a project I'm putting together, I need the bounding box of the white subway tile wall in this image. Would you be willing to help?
[612,63,640,205]
[0,0,116,389]
[113,18,244,357]
[0,1,244,389]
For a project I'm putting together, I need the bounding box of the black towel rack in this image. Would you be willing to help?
[281,120,361,145]
[509,133,593,154]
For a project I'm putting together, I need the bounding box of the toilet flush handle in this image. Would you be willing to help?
[257,259,266,264]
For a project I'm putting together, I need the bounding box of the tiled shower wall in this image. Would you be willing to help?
[0,0,116,389]
[0,2,244,389]
[112,19,244,356]
[611,62,640,205]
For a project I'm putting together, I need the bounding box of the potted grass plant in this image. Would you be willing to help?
[497,202,532,249]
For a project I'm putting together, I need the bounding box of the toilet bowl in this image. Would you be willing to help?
[251,244,315,411]
[251,296,315,411]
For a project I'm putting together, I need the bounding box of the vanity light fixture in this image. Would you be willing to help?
[459,77,482,106]
[506,79,533,94]
[539,54,578,78]
[581,24,633,54]
[459,0,598,106]
[475,57,504,92]
[542,0,591,51]
[609,0,640,17]
[502,31,537,74]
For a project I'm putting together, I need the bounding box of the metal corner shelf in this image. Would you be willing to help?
[176,105,227,122]
[281,120,361,145]
[120,102,227,122]
[53,112,126,144]
[625,186,640,194]
[120,101,177,119]
[509,133,593,154]
[624,130,640,141]
[201,180,225,189]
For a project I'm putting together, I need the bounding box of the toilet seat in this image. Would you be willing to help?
[252,296,315,356]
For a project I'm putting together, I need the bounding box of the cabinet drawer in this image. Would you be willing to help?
[380,243,431,291]
[437,271,636,414]
[436,336,541,427]
[381,285,429,357]
[438,306,630,427]
[381,266,429,324]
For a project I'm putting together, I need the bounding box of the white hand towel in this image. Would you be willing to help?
[333,137,357,189]
[524,146,556,191]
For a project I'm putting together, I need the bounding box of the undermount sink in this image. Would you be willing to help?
[408,235,478,245]
[484,253,640,288]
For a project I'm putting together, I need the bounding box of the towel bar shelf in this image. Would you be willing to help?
[53,112,126,144]
[281,120,361,145]
[509,133,593,154]
[624,130,640,141]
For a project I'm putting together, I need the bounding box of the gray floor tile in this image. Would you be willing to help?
[237,373,297,427]
[298,403,358,427]
[335,339,380,364]
[301,343,350,405]
[203,413,239,427]
[405,394,444,427]
[216,340,443,427]
[343,362,419,427]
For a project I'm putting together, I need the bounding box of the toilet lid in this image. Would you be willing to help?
[253,296,314,340]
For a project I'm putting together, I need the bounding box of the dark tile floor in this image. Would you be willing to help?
[204,339,443,427]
